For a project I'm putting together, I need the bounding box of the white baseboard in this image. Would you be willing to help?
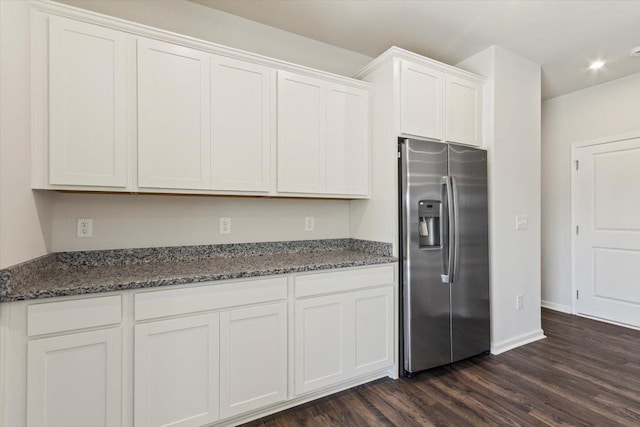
[576,313,640,331]
[491,329,546,355]
[541,300,572,314]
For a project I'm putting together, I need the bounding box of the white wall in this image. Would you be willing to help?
[0,0,373,260]
[458,46,544,353]
[541,73,640,310]
[0,1,51,268]
[56,0,372,77]
[349,60,399,253]
[51,194,350,251]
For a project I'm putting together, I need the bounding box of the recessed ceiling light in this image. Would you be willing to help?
[589,60,605,70]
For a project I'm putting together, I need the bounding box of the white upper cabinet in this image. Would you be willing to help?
[33,8,370,198]
[445,75,483,146]
[278,71,370,196]
[326,84,370,196]
[398,58,484,147]
[400,60,444,141]
[277,71,327,194]
[210,56,273,192]
[48,16,128,187]
[137,38,211,190]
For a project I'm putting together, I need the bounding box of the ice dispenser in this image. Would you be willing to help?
[418,200,441,248]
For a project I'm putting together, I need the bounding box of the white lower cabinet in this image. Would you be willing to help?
[219,303,287,418]
[27,328,122,427]
[353,287,394,375]
[294,293,351,394]
[294,272,394,395]
[134,313,220,427]
[5,266,395,427]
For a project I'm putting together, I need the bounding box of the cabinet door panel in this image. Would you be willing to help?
[277,71,326,193]
[48,16,128,187]
[134,314,219,427]
[445,76,482,146]
[326,84,369,196]
[400,60,444,141]
[27,328,122,427]
[294,294,351,394]
[220,303,287,418]
[211,56,273,191]
[353,287,394,374]
[138,39,211,189]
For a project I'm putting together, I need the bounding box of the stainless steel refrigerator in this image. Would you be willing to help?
[399,138,490,375]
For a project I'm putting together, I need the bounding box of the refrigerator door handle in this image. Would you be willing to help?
[441,176,454,283]
[450,176,460,283]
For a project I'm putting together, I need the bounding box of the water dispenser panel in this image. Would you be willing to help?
[418,200,441,248]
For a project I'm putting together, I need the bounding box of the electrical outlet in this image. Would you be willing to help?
[515,215,529,230]
[304,216,314,232]
[219,217,231,235]
[516,295,523,311]
[76,218,93,238]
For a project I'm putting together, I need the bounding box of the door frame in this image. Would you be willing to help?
[570,131,640,317]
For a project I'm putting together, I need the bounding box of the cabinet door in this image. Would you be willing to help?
[138,38,211,189]
[211,56,273,192]
[134,314,219,427]
[27,328,122,427]
[400,60,444,141]
[445,75,483,146]
[277,71,326,193]
[353,286,394,376]
[294,294,351,394]
[48,16,128,187]
[219,303,287,418]
[326,83,370,196]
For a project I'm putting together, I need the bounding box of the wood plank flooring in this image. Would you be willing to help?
[245,309,640,426]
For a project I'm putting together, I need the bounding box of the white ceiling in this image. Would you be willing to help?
[190,0,640,100]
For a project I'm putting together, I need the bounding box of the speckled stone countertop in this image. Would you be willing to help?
[0,239,396,302]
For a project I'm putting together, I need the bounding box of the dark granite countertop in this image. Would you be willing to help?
[0,239,396,302]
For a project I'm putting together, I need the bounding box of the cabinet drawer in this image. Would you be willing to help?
[135,277,287,321]
[27,295,122,337]
[294,265,395,298]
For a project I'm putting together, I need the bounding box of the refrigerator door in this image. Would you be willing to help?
[400,139,451,373]
[448,143,490,361]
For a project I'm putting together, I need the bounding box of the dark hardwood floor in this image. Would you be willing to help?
[245,309,640,426]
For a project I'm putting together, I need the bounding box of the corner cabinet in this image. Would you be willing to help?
[399,58,484,147]
[278,71,370,196]
[31,5,370,198]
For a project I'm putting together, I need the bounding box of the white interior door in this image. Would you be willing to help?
[575,137,640,327]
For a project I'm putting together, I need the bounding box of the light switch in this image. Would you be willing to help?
[515,215,529,230]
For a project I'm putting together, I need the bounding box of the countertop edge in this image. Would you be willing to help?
[1,257,398,303]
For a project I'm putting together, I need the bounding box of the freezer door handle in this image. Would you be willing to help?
[450,176,460,283]
[441,176,455,283]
